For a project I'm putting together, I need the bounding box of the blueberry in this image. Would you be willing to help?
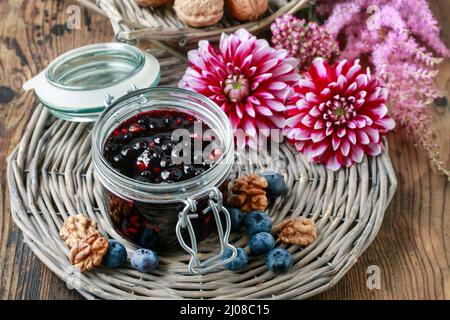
[227,207,244,232]
[131,248,159,272]
[103,240,127,268]
[222,248,248,271]
[265,248,293,273]
[244,211,272,236]
[139,228,160,249]
[261,171,286,199]
[249,232,275,255]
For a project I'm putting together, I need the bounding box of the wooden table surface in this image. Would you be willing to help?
[1,0,449,300]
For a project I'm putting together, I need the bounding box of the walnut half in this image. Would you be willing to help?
[60,214,109,272]
[228,174,268,213]
[279,217,317,246]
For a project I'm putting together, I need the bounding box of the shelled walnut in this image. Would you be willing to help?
[279,217,317,246]
[60,214,109,272]
[228,174,268,213]
[59,214,99,248]
[69,233,109,272]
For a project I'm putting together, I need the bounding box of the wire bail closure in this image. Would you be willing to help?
[175,187,237,274]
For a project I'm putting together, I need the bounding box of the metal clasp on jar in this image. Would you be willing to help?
[176,187,237,274]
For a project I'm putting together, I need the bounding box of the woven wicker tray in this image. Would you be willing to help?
[76,0,311,43]
[7,47,397,299]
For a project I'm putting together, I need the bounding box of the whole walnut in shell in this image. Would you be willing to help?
[279,217,317,246]
[174,0,224,27]
[135,0,174,7]
[226,0,268,22]
[228,174,268,213]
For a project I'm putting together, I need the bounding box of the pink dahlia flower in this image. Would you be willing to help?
[284,58,395,170]
[179,28,300,148]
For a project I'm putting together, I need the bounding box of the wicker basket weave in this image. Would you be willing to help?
[7,47,397,299]
[75,0,311,43]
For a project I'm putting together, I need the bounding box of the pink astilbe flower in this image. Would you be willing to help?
[271,14,339,72]
[318,0,450,177]
[284,58,395,171]
[179,29,300,148]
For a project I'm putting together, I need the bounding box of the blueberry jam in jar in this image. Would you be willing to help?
[92,88,234,253]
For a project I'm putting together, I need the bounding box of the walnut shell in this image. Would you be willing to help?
[59,214,99,248]
[226,0,268,22]
[69,234,109,272]
[135,0,174,7]
[174,0,224,27]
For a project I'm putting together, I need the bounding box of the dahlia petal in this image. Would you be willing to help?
[260,58,279,73]
[311,130,326,142]
[294,128,312,141]
[369,103,388,119]
[375,117,396,131]
[335,59,348,76]
[341,139,350,157]
[367,87,381,102]
[299,79,316,90]
[253,73,273,84]
[354,116,366,128]
[325,154,342,171]
[347,130,357,144]
[366,143,382,156]
[320,88,331,97]
[332,134,341,150]
[337,127,346,138]
[345,82,358,94]
[247,96,261,105]
[301,114,316,127]
[351,145,364,163]
[285,113,304,127]
[345,64,362,80]
[309,106,321,117]
[337,75,347,89]
[235,103,243,119]
[270,115,286,128]
[326,126,334,136]
[272,63,294,76]
[245,102,256,118]
[347,120,357,129]
[365,127,380,143]
[306,92,320,103]
[356,74,368,87]
[356,130,370,145]
[244,120,257,137]
[309,141,328,159]
[257,106,273,116]
[310,58,329,80]
[248,136,258,150]
[266,81,288,91]
[254,91,275,100]
[314,119,325,129]
[265,99,286,112]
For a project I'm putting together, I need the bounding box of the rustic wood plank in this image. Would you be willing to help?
[0,0,114,300]
[0,0,449,300]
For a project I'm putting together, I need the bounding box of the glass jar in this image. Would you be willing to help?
[22,43,160,122]
[91,87,237,274]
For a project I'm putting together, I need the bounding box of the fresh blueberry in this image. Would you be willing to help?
[248,232,275,255]
[244,211,272,236]
[131,248,159,272]
[227,207,244,232]
[103,239,127,268]
[139,228,160,249]
[265,248,293,273]
[222,248,248,271]
[261,171,286,199]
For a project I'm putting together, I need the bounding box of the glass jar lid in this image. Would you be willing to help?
[22,43,160,122]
